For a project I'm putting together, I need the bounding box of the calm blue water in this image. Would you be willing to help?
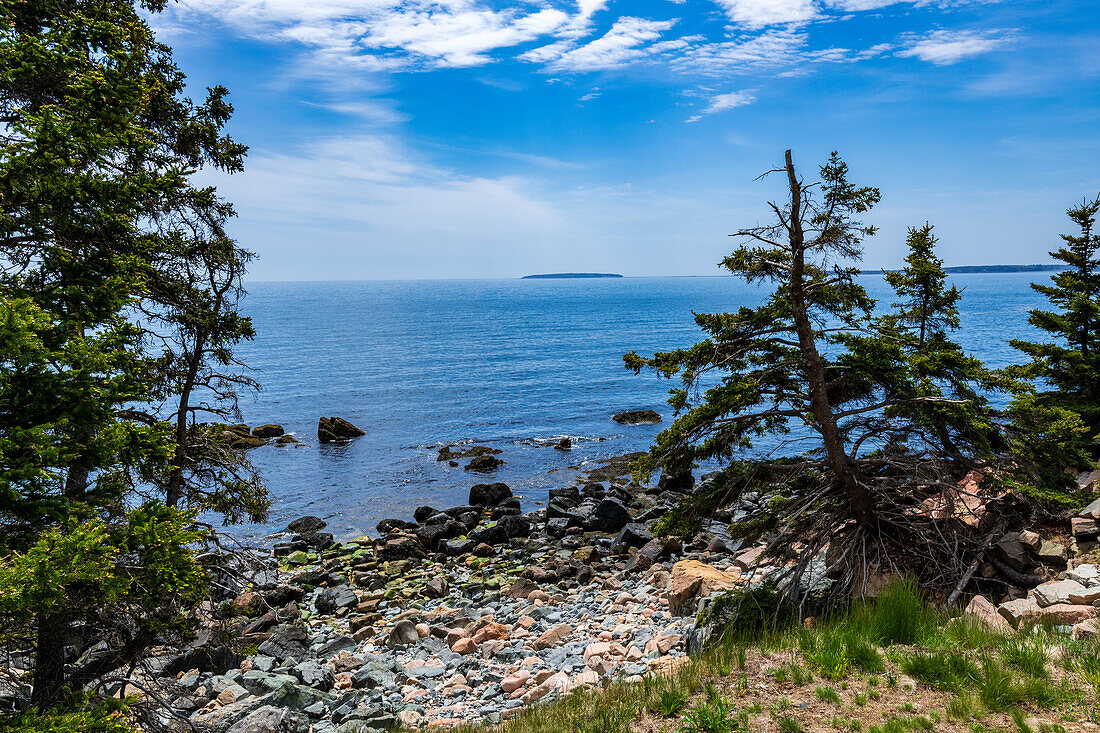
[231,273,1045,542]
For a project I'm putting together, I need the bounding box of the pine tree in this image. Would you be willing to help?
[0,0,261,710]
[1010,196,1100,455]
[626,151,1009,598]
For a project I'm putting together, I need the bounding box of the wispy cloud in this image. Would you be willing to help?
[686,89,757,121]
[523,17,679,72]
[897,28,1012,64]
[711,0,819,29]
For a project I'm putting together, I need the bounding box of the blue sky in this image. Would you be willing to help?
[155,0,1100,281]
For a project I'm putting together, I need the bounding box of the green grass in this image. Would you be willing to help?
[776,716,804,732]
[679,692,740,733]
[900,650,980,691]
[816,686,842,704]
[652,688,690,717]
[1000,636,1049,679]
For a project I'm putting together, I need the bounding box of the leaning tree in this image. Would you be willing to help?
[626,150,1018,601]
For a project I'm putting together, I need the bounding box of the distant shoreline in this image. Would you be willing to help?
[521,272,624,279]
[862,264,1068,275]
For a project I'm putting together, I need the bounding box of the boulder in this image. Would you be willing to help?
[554,438,572,451]
[226,706,308,733]
[1073,618,1099,640]
[1071,517,1100,537]
[465,455,504,472]
[613,523,653,552]
[657,471,694,495]
[315,586,358,615]
[499,514,531,538]
[317,416,365,443]
[667,560,744,616]
[963,595,1012,633]
[612,410,661,425]
[1037,540,1069,567]
[414,520,465,550]
[1081,496,1100,519]
[469,482,513,507]
[251,424,285,439]
[1033,579,1089,607]
[287,516,327,535]
[548,486,581,508]
[589,498,632,533]
[376,533,426,561]
[256,624,309,662]
[998,597,1042,628]
[413,505,437,523]
[387,620,419,648]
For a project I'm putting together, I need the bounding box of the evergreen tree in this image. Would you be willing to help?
[0,0,261,710]
[626,151,1008,598]
[1010,196,1100,456]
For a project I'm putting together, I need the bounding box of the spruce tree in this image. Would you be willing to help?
[0,0,261,710]
[627,151,1008,598]
[1010,196,1100,456]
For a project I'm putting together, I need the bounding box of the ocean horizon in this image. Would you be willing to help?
[230,272,1049,543]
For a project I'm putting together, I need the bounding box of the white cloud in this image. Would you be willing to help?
[172,0,599,70]
[686,89,756,121]
[711,0,820,28]
[531,17,679,72]
[897,28,1010,64]
[705,89,757,112]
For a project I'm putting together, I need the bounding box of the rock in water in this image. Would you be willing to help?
[554,437,572,451]
[287,516,327,534]
[465,454,504,472]
[317,416,365,443]
[612,409,661,425]
[251,424,285,438]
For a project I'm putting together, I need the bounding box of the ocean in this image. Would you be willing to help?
[230,273,1046,542]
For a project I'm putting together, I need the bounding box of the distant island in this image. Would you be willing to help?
[521,272,624,279]
[863,264,1069,275]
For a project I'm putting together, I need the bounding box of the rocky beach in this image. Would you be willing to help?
[130,456,1100,733]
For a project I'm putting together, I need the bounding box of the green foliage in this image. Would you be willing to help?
[0,0,261,709]
[1000,636,1049,679]
[816,686,842,704]
[702,582,795,644]
[624,151,1011,597]
[1010,196,1100,457]
[0,697,137,733]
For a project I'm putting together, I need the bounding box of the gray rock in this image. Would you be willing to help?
[386,620,420,648]
[225,704,309,733]
[258,625,310,662]
[294,661,335,690]
[1037,539,1069,567]
[589,498,632,533]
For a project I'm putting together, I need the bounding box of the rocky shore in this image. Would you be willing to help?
[134,467,1100,733]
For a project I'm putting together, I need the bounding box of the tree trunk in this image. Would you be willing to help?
[30,611,67,709]
[782,149,877,529]
[167,334,205,508]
